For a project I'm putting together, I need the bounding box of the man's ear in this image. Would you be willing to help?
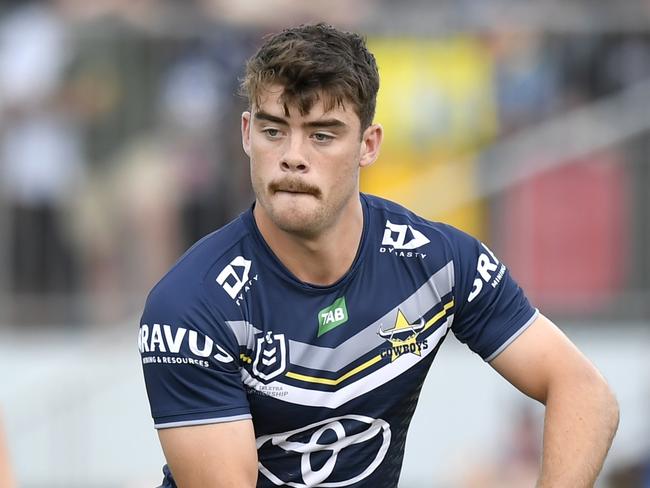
[241,111,252,157]
[359,123,383,168]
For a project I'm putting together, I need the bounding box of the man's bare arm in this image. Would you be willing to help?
[490,314,619,487]
[158,419,258,488]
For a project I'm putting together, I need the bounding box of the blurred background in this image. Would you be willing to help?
[0,0,648,486]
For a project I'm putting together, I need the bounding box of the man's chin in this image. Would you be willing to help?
[269,206,324,236]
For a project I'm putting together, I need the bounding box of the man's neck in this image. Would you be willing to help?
[253,197,364,286]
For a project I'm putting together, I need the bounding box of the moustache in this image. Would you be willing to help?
[269,179,321,198]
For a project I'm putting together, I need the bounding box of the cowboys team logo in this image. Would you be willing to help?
[256,415,391,487]
[252,331,287,382]
[378,310,428,361]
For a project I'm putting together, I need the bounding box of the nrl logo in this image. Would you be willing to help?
[252,331,287,382]
[378,310,428,362]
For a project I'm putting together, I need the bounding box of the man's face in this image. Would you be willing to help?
[241,85,382,238]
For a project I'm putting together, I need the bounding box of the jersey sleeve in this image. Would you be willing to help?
[138,280,250,429]
[447,226,538,361]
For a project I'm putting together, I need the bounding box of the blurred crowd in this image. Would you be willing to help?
[0,0,259,324]
[0,0,649,327]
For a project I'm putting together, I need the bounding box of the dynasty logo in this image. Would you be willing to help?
[379,220,429,258]
[216,256,259,306]
[378,310,428,361]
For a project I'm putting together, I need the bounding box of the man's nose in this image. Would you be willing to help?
[280,136,309,172]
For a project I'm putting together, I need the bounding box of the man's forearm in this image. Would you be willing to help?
[537,373,619,487]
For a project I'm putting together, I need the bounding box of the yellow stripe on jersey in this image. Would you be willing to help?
[423,299,455,332]
[286,354,384,386]
[285,299,455,385]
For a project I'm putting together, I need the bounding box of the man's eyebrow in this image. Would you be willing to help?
[254,111,347,130]
[304,119,347,129]
[254,111,288,125]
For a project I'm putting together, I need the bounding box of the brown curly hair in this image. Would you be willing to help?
[240,23,379,131]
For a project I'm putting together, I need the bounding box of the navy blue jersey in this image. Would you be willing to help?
[139,193,537,488]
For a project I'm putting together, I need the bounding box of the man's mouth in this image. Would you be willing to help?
[269,180,321,198]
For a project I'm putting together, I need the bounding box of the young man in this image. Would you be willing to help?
[139,23,619,488]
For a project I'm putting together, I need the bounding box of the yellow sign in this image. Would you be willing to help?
[363,36,498,238]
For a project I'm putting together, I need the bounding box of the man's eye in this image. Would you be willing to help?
[313,133,333,142]
[263,128,281,138]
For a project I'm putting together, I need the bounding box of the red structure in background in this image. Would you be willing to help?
[501,151,630,313]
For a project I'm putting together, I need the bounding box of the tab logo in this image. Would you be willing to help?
[317,297,348,337]
[216,256,258,305]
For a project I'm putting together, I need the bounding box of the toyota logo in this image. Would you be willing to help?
[256,414,391,487]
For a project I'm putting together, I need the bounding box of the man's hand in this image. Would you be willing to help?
[490,314,619,487]
[158,419,258,488]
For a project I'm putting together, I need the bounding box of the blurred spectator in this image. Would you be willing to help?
[62,1,164,167]
[487,28,560,134]
[0,1,85,323]
[75,42,253,322]
[159,46,251,246]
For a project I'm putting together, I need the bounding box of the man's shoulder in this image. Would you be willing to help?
[363,193,465,244]
[145,212,254,310]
